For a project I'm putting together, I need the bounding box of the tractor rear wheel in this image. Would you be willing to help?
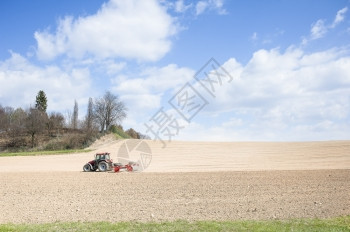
[98,161,108,172]
[83,164,91,172]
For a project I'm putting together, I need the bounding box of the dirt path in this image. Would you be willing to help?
[0,170,349,223]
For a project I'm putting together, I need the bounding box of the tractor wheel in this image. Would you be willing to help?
[83,164,91,172]
[98,161,108,172]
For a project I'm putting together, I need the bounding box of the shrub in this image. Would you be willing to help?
[109,124,130,139]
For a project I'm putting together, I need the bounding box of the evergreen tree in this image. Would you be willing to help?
[72,100,78,129]
[85,97,94,130]
[35,90,47,112]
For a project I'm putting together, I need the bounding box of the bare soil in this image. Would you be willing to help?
[0,139,349,223]
[1,140,349,173]
[0,170,349,223]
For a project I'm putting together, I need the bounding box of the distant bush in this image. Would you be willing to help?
[109,124,131,139]
[43,130,100,151]
[44,139,65,151]
[125,128,140,139]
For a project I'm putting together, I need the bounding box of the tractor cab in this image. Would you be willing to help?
[95,153,112,162]
[83,152,114,172]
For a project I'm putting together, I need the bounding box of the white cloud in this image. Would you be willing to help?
[195,0,227,15]
[35,0,179,61]
[113,64,194,96]
[196,1,209,15]
[3,48,348,142]
[108,47,349,141]
[332,7,348,27]
[120,94,162,111]
[250,29,284,45]
[174,0,192,13]
[0,52,92,112]
[211,0,227,14]
[111,64,194,120]
[172,47,350,141]
[251,32,258,41]
[303,6,348,44]
[310,19,327,40]
[168,0,226,16]
[110,64,194,133]
[101,60,126,76]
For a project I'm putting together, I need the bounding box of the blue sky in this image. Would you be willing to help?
[0,0,350,141]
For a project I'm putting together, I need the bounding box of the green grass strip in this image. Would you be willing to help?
[0,216,349,232]
[0,149,92,157]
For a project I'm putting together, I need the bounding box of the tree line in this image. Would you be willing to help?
[0,90,145,151]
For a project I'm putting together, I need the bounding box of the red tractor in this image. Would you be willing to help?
[83,152,114,172]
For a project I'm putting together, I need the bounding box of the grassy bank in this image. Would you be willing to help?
[1,216,349,232]
[0,149,91,157]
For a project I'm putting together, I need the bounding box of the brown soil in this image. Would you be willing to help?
[1,140,349,173]
[0,139,349,223]
[0,170,349,223]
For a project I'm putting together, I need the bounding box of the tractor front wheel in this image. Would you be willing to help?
[83,164,91,172]
[98,161,108,172]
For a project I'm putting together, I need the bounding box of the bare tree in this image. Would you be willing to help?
[0,106,27,148]
[0,105,7,132]
[47,112,64,136]
[72,100,78,130]
[2,106,14,132]
[93,97,106,132]
[93,91,127,132]
[9,107,26,133]
[104,91,126,131]
[64,110,72,128]
[85,97,94,131]
[7,108,27,147]
[26,108,46,148]
[0,106,15,132]
[11,108,27,127]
